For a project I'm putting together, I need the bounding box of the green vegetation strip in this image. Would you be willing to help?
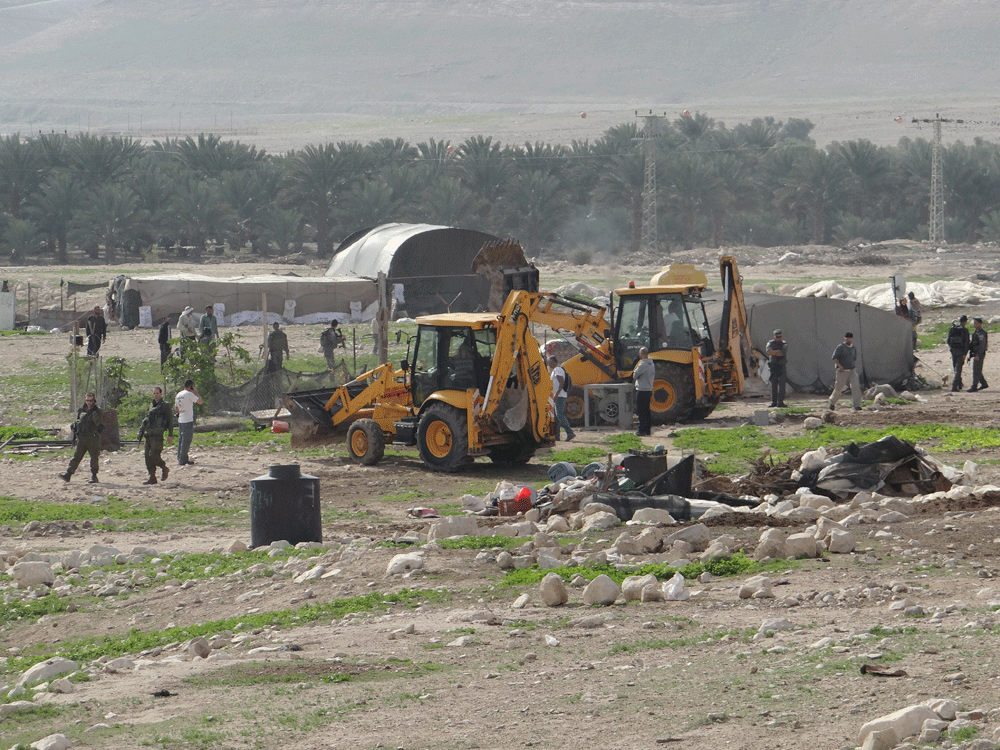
[674,424,1000,475]
[0,496,233,526]
[501,552,788,587]
[0,425,53,441]
[5,588,450,676]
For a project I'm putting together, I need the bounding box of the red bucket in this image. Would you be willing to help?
[271,420,290,434]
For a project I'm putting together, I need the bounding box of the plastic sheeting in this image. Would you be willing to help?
[705,293,913,392]
[796,279,1000,311]
[120,275,377,327]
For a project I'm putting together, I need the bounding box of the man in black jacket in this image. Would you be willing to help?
[158,316,172,367]
[947,315,970,391]
[60,393,103,483]
[85,307,107,357]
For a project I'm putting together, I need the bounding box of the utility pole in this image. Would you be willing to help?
[911,114,961,244]
[636,111,667,254]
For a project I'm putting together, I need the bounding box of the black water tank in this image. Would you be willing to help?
[249,464,322,548]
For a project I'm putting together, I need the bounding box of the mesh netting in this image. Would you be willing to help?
[212,360,351,415]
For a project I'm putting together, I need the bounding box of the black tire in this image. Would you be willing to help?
[417,402,469,472]
[650,362,696,424]
[687,399,720,421]
[564,385,586,427]
[347,419,385,466]
[488,440,536,467]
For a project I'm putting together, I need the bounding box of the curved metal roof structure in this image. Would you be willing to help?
[325,224,500,280]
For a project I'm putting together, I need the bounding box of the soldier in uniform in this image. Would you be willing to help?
[946,315,970,391]
[765,329,788,407]
[968,317,989,392]
[320,320,345,369]
[59,392,103,483]
[266,322,290,372]
[137,386,174,485]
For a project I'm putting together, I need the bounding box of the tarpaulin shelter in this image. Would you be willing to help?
[116,274,377,328]
[326,223,502,316]
[705,293,914,392]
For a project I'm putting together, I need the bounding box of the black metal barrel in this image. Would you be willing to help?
[249,464,322,548]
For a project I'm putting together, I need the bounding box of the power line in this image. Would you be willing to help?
[636,110,667,254]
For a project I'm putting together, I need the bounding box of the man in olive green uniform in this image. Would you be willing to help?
[137,386,174,485]
[60,392,103,484]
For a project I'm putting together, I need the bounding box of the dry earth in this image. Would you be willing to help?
[4,248,1000,749]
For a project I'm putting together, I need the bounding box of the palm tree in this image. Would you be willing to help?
[496,170,571,255]
[259,207,305,255]
[368,138,418,170]
[456,136,510,227]
[662,152,726,250]
[128,161,177,247]
[417,176,485,227]
[832,139,891,217]
[336,178,403,230]
[2,218,40,263]
[772,148,849,244]
[415,138,456,180]
[0,135,45,219]
[30,172,84,263]
[70,183,146,263]
[594,150,645,253]
[282,143,372,255]
[175,134,266,179]
[68,134,143,187]
[675,111,718,150]
[169,177,236,257]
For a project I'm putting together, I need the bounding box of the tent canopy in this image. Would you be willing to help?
[326,223,502,315]
[705,293,914,391]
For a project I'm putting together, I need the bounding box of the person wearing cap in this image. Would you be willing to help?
[968,317,989,392]
[829,332,862,411]
[765,329,788,408]
[177,306,199,341]
[947,315,971,391]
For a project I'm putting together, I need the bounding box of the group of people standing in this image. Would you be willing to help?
[59,381,202,485]
[947,315,989,392]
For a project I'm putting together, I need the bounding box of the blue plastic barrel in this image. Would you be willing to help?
[249,464,322,547]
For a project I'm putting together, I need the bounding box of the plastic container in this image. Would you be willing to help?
[249,464,322,547]
[271,420,290,433]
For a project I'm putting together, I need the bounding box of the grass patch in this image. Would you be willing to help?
[0,425,53,441]
[437,535,524,550]
[918,322,951,351]
[501,552,778,587]
[1,593,77,627]
[4,588,451,674]
[674,424,1000,474]
[0,495,233,528]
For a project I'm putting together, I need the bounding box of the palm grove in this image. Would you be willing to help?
[2,113,999,264]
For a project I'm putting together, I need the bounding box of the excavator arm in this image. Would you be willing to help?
[713,256,758,398]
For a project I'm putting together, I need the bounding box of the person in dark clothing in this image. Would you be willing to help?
[266,322,290,373]
[158,316,172,367]
[320,320,346,369]
[85,306,107,357]
[968,317,989,392]
[60,392,103,483]
[765,329,788,407]
[137,386,174,485]
[947,315,971,391]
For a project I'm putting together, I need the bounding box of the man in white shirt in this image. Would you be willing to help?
[173,379,203,465]
[547,355,575,441]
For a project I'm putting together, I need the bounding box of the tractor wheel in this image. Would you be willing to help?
[347,419,385,466]
[488,440,536,467]
[688,399,720,421]
[564,385,586,427]
[417,403,469,472]
[650,362,696,424]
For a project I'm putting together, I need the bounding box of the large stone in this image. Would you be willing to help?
[186,637,212,658]
[11,560,55,589]
[30,733,72,750]
[19,657,78,686]
[621,574,660,602]
[631,508,676,525]
[386,553,424,576]
[798,493,835,511]
[635,527,664,552]
[758,617,795,635]
[826,528,857,554]
[784,532,822,558]
[535,551,562,570]
[582,574,620,606]
[545,515,570,533]
[581,512,619,532]
[427,516,480,540]
[925,698,958,720]
[860,729,896,750]
[663,523,711,552]
[540,572,569,606]
[753,528,786,561]
[877,510,910,524]
[858,704,937,747]
[611,532,642,555]
[1,700,38,716]
[738,575,773,600]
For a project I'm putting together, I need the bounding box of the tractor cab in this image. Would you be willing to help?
[612,288,715,372]
[408,315,497,407]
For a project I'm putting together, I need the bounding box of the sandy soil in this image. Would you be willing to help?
[4,249,1000,749]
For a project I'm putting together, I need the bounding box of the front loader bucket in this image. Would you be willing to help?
[284,388,341,448]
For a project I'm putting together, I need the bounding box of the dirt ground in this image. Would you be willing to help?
[4,248,1000,749]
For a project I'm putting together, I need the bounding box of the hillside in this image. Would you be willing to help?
[1,0,999,148]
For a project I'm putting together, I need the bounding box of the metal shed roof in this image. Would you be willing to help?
[325,223,501,280]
